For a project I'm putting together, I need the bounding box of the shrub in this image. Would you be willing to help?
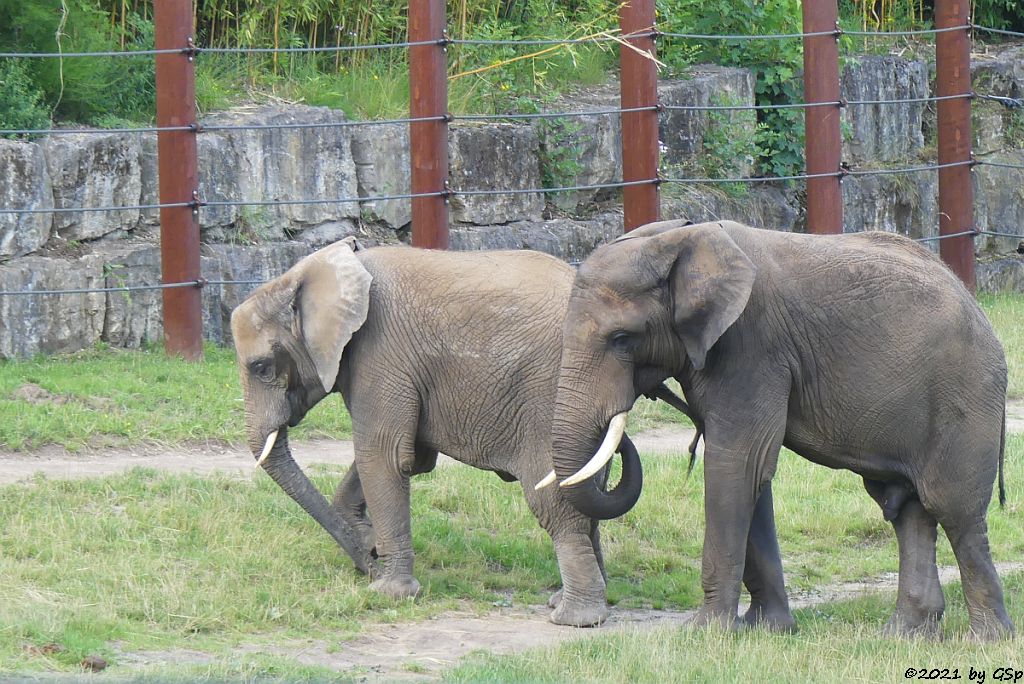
[0,59,51,137]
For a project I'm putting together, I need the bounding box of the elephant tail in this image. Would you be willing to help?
[998,408,1007,508]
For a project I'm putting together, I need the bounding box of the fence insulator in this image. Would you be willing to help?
[801,0,843,234]
[619,0,660,231]
[409,0,449,249]
[935,0,975,292]
[154,0,203,360]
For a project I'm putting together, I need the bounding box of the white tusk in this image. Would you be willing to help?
[255,429,279,468]
[534,470,557,490]
[560,412,629,487]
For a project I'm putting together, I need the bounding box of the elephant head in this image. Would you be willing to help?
[230,238,373,572]
[551,220,756,519]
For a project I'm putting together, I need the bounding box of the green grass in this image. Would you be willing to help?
[980,293,1024,399]
[0,344,351,451]
[2,434,1022,678]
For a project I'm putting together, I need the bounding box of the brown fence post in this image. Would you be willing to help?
[409,0,449,249]
[154,0,203,360]
[619,0,660,232]
[801,0,843,234]
[935,0,975,292]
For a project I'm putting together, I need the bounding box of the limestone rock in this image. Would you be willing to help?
[42,132,143,241]
[971,43,1024,153]
[974,150,1024,255]
[841,55,928,164]
[0,254,106,358]
[351,123,411,230]
[841,172,939,246]
[662,185,798,232]
[977,254,1024,294]
[0,139,53,257]
[449,124,544,225]
[450,213,621,262]
[198,106,360,242]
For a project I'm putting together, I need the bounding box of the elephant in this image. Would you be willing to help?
[544,219,1014,639]
[229,237,652,627]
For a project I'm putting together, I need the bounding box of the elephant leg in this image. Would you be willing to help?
[523,470,608,627]
[863,479,944,637]
[547,518,607,611]
[939,516,1013,640]
[693,401,787,631]
[331,466,376,562]
[354,434,420,600]
[741,483,795,632]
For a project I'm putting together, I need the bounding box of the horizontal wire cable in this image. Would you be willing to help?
[199,115,446,132]
[915,230,978,242]
[972,25,1024,38]
[975,160,1024,171]
[451,106,656,121]
[197,38,442,54]
[0,202,191,215]
[844,159,975,176]
[663,170,842,184]
[0,47,184,58]
[659,29,836,40]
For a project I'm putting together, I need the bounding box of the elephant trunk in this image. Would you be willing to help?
[551,395,643,520]
[255,427,373,575]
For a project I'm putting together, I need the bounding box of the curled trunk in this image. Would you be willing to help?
[556,432,643,520]
[258,428,375,575]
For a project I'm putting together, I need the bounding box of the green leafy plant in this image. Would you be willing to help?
[0,59,50,137]
[537,117,585,190]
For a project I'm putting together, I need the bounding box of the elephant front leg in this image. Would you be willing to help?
[741,482,795,632]
[331,466,377,574]
[524,479,608,627]
[355,443,420,600]
[694,413,786,631]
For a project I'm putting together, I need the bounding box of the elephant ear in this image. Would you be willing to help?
[650,222,756,371]
[292,240,373,392]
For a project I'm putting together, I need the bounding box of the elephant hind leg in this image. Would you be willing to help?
[741,483,796,633]
[864,479,944,637]
[939,516,1014,640]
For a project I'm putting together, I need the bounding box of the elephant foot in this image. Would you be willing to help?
[690,606,741,631]
[369,575,421,600]
[549,597,608,628]
[965,614,1015,642]
[548,589,563,609]
[742,604,797,633]
[881,612,942,639]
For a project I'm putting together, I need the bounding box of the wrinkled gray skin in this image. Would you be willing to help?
[231,240,643,627]
[551,219,1013,640]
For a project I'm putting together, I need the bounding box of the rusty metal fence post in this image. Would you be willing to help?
[409,0,450,249]
[154,0,203,360]
[619,0,660,232]
[935,0,975,292]
[801,0,843,234]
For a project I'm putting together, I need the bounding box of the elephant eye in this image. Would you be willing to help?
[249,357,275,381]
[610,331,636,353]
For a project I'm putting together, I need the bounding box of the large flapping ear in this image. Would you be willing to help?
[292,240,373,392]
[649,222,756,371]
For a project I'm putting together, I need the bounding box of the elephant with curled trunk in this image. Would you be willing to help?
[230,238,647,627]
[546,219,1013,639]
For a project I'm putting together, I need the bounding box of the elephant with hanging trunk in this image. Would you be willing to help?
[545,219,1013,639]
[230,237,657,627]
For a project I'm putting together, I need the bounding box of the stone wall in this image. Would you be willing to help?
[0,46,1022,358]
